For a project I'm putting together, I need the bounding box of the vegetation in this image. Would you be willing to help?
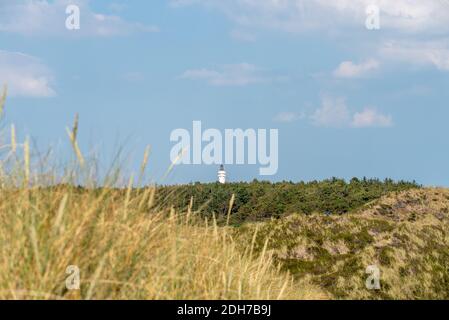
[237,188,449,299]
[0,185,328,300]
[155,179,420,224]
[1,88,448,300]
[0,88,325,300]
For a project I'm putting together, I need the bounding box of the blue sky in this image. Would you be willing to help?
[1,0,449,186]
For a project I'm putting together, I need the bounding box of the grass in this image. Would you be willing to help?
[0,183,332,300]
[0,89,326,300]
[237,188,449,299]
[1,88,448,300]
[2,163,446,300]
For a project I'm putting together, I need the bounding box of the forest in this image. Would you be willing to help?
[154,178,420,224]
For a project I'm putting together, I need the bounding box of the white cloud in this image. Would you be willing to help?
[171,0,449,34]
[311,97,351,128]
[273,111,304,123]
[310,97,392,128]
[352,108,393,128]
[230,30,256,42]
[314,0,449,34]
[380,40,449,71]
[172,0,449,73]
[333,59,380,78]
[108,3,127,13]
[0,50,55,97]
[0,0,158,37]
[179,63,279,86]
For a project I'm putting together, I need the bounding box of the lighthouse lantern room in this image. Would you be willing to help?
[217,165,226,184]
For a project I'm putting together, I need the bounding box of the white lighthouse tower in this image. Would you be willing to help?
[217,164,226,184]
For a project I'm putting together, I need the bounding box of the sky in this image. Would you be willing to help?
[1,0,449,186]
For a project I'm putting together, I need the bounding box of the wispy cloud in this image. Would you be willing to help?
[333,59,380,78]
[273,111,305,123]
[230,30,257,42]
[311,98,351,128]
[380,40,449,71]
[0,50,55,97]
[171,0,449,34]
[179,63,283,86]
[172,0,449,73]
[0,0,158,37]
[310,97,393,128]
[352,108,393,128]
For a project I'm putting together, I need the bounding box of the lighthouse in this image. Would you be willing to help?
[217,165,226,184]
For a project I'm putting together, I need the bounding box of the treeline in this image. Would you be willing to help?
[155,178,420,223]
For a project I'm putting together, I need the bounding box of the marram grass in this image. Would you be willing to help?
[0,92,324,300]
[1,91,447,300]
[0,185,324,300]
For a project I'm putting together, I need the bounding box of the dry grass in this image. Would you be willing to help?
[0,184,329,300]
[0,92,326,300]
[2,175,446,300]
[239,188,449,299]
[1,89,446,300]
